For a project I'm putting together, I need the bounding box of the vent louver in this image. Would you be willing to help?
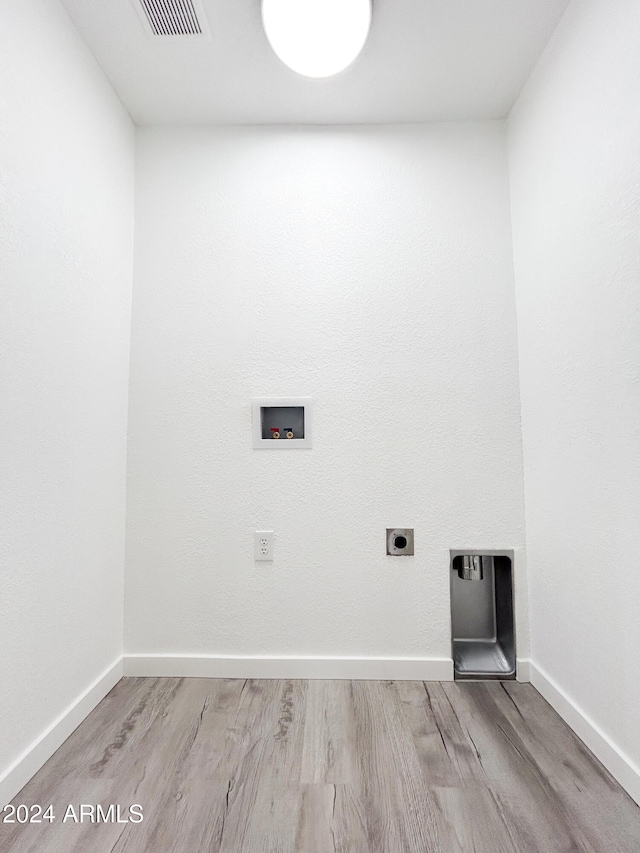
[139,0,202,36]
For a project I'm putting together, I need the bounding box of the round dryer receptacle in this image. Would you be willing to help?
[386,528,414,556]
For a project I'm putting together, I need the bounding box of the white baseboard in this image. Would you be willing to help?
[124,654,454,681]
[0,657,123,807]
[516,658,531,682]
[531,662,640,807]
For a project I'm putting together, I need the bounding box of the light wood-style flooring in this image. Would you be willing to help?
[2,678,640,852]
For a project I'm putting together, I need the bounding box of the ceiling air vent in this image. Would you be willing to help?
[133,0,211,38]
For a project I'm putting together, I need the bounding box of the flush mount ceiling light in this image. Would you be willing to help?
[262,0,372,79]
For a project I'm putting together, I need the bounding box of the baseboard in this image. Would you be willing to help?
[531,662,640,807]
[124,654,454,681]
[516,658,531,682]
[0,657,123,807]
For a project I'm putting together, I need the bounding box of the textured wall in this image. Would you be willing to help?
[126,124,526,659]
[509,0,640,769]
[0,0,134,777]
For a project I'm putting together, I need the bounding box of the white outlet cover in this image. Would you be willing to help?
[254,530,274,561]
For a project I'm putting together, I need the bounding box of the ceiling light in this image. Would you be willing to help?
[261,0,372,79]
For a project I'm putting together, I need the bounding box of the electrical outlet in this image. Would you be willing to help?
[254,530,274,561]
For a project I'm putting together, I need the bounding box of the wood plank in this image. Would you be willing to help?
[344,680,446,851]
[217,679,307,851]
[300,679,355,784]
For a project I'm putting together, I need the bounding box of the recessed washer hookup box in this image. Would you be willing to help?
[252,397,312,449]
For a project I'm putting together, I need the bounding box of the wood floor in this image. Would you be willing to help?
[2,678,640,852]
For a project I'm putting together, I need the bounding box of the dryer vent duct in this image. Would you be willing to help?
[136,0,207,37]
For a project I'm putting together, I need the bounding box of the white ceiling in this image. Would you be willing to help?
[59,0,570,126]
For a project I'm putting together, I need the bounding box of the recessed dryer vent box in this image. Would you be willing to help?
[252,398,312,449]
[449,549,516,681]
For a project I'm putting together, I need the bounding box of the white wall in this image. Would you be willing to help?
[126,124,526,664]
[509,0,640,777]
[0,0,134,791]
